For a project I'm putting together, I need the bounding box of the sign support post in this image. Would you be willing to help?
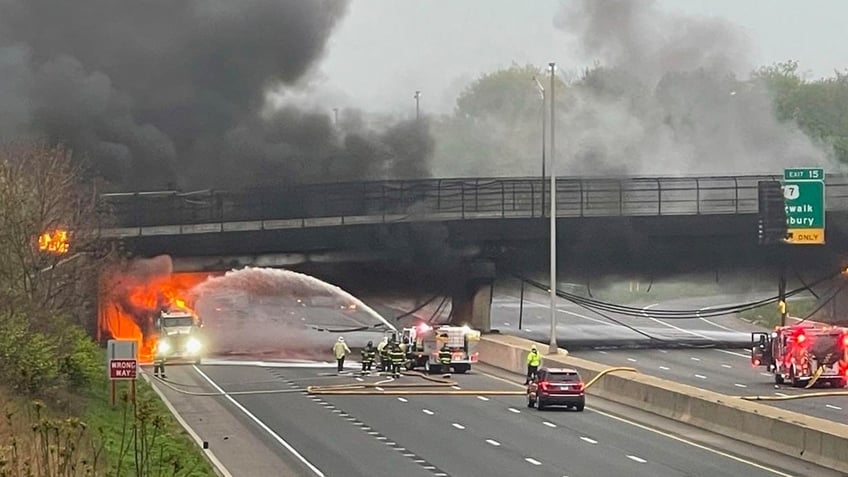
[107,340,138,407]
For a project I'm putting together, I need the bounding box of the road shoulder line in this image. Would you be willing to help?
[143,372,233,477]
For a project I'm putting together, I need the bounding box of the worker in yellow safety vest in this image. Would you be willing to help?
[525,345,542,384]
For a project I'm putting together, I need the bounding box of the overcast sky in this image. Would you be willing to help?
[301,0,848,116]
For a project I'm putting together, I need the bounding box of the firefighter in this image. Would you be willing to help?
[525,345,542,384]
[332,337,351,373]
[438,343,452,376]
[153,341,167,379]
[389,343,405,378]
[377,336,389,372]
[361,341,376,374]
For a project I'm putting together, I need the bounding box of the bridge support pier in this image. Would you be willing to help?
[450,260,496,333]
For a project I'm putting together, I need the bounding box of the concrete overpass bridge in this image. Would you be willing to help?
[98,174,848,330]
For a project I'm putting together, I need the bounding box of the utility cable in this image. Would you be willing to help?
[509,270,839,320]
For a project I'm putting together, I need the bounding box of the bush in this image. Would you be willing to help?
[0,313,101,396]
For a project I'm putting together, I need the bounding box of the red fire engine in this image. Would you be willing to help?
[751,323,848,388]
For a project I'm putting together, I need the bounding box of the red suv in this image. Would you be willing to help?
[527,367,585,411]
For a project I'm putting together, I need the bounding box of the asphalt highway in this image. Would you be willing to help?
[490,286,848,424]
[155,361,838,477]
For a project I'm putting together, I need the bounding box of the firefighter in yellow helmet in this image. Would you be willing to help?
[438,343,452,375]
[332,337,351,373]
[525,345,542,384]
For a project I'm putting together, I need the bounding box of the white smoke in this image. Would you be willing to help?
[190,267,394,357]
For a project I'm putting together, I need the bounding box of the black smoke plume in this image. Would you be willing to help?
[0,0,433,190]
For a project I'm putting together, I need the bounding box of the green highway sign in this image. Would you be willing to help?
[783,167,825,245]
[784,168,824,181]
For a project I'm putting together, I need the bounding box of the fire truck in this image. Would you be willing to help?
[751,323,848,388]
[401,324,481,374]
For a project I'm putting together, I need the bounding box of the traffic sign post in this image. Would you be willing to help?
[783,168,825,245]
[107,340,138,406]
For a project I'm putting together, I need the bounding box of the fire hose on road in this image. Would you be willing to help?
[305,366,639,396]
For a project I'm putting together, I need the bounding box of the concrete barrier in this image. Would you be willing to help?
[479,334,848,473]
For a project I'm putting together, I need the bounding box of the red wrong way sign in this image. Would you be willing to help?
[109,359,137,380]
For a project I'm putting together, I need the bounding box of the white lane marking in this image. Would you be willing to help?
[376,436,387,440]
[402,453,415,457]
[734,383,748,388]
[826,404,843,410]
[504,322,511,326]
[375,386,384,391]
[451,385,462,390]
[477,396,490,401]
[452,423,466,430]
[775,392,788,397]
[422,409,435,415]
[367,431,379,435]
[695,305,742,332]
[525,458,542,466]
[642,303,714,340]
[627,455,647,464]
[477,369,793,477]
[486,439,501,447]
[397,397,408,403]
[192,366,325,477]
[518,297,615,326]
[722,364,733,369]
[760,372,772,377]
[144,375,234,477]
[588,407,795,477]
[508,407,521,414]
[627,358,637,363]
[659,366,670,371]
[599,350,609,354]
[355,377,364,382]
[658,349,668,354]
[716,349,749,359]
[690,357,701,362]
[543,421,557,428]
[580,436,598,444]
[694,374,707,380]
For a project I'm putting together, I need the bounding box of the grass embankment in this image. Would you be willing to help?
[0,354,215,477]
[738,297,819,329]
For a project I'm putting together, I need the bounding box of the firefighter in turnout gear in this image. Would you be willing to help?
[438,343,452,377]
[388,343,405,378]
[361,341,376,374]
[377,336,389,372]
[153,340,167,379]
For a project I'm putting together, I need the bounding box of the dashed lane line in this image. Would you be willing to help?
[580,437,598,444]
[452,423,466,430]
[478,368,795,477]
[486,439,501,447]
[627,455,647,464]
[525,458,543,466]
[543,421,557,428]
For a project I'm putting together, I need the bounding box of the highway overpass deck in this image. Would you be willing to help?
[99,174,848,237]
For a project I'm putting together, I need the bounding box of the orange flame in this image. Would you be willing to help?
[98,271,213,362]
[38,229,70,254]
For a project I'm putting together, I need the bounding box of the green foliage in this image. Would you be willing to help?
[756,60,848,163]
[0,313,103,396]
[85,374,214,477]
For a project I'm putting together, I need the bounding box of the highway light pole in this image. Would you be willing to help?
[532,77,546,217]
[414,90,421,120]
[548,62,558,354]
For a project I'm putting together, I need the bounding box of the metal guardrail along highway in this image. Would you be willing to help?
[98,174,848,236]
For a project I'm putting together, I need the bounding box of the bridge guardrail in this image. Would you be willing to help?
[99,174,848,228]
